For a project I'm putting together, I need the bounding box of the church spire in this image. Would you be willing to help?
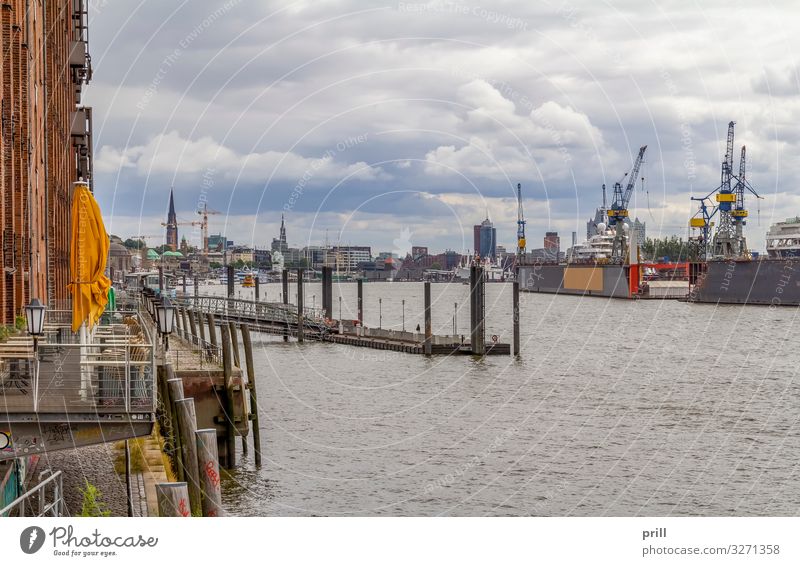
[166,188,178,251]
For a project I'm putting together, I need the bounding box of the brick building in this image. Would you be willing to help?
[0,0,92,323]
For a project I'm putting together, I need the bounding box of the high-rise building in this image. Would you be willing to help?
[544,232,560,256]
[165,189,178,251]
[0,0,93,322]
[475,217,496,259]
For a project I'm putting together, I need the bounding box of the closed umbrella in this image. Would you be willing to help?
[68,180,111,400]
[69,180,111,332]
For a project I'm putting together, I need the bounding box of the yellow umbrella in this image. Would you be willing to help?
[69,181,111,332]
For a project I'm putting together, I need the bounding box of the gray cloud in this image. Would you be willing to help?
[86,0,800,253]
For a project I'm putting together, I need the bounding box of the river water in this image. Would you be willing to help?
[212,281,800,516]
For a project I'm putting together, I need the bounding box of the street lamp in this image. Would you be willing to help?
[156,296,176,351]
[25,298,46,412]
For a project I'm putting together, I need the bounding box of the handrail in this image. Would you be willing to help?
[0,470,63,517]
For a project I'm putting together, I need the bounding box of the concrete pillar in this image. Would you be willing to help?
[195,429,225,517]
[424,281,432,355]
[156,482,191,517]
[175,398,201,515]
[297,268,304,343]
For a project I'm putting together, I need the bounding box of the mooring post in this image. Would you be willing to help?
[282,269,289,342]
[197,309,207,345]
[296,268,305,343]
[206,313,218,351]
[512,274,520,357]
[188,310,198,344]
[254,276,260,301]
[156,482,191,517]
[227,264,235,298]
[180,307,189,341]
[424,281,432,355]
[175,397,201,516]
[158,266,164,291]
[228,321,241,368]
[322,266,333,320]
[241,324,262,466]
[194,277,199,298]
[166,374,186,482]
[472,265,486,356]
[221,324,237,468]
[195,429,225,517]
[182,274,187,295]
[357,278,364,327]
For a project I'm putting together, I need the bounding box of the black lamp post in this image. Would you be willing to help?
[25,298,46,412]
[156,296,176,351]
[25,298,47,352]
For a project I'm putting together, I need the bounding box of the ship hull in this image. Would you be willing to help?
[688,259,800,305]
[518,264,632,298]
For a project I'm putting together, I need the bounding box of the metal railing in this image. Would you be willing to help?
[0,310,156,416]
[0,469,63,517]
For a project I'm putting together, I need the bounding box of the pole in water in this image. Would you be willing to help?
[221,323,237,468]
[227,264,235,298]
[282,269,289,342]
[357,278,363,326]
[254,276,260,301]
[322,266,333,320]
[296,268,305,343]
[158,266,164,291]
[175,398,201,515]
[195,429,225,517]
[194,276,199,298]
[182,274,187,295]
[512,276,520,357]
[156,482,191,517]
[241,324,262,466]
[424,281,432,356]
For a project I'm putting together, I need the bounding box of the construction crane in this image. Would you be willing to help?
[195,203,222,255]
[608,145,647,263]
[691,122,761,259]
[516,182,526,261]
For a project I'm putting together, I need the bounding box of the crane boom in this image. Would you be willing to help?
[609,145,647,223]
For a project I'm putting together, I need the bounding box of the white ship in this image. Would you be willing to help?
[567,222,618,262]
[453,255,509,281]
[766,217,800,258]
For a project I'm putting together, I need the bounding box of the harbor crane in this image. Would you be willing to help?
[516,183,526,261]
[690,122,761,260]
[608,145,647,263]
[196,203,222,255]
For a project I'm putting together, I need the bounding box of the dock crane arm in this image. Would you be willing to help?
[609,145,647,222]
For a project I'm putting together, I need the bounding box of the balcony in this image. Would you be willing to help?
[0,310,156,462]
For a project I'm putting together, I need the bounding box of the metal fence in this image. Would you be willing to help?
[0,469,63,517]
[0,310,155,415]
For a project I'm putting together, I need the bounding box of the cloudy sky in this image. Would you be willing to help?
[86,0,800,253]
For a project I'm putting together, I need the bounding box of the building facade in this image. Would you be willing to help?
[1,0,92,323]
[476,217,496,259]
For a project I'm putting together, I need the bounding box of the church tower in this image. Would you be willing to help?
[166,189,178,251]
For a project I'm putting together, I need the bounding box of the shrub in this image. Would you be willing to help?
[79,481,111,517]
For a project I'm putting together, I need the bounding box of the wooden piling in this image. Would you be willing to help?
[180,307,189,341]
[182,274,187,294]
[220,324,237,468]
[206,313,218,351]
[197,309,207,344]
[188,310,198,343]
[166,374,186,482]
[282,269,289,342]
[296,268,304,343]
[241,325,262,466]
[512,275,520,357]
[195,429,225,517]
[175,398,202,515]
[471,265,486,356]
[423,281,432,356]
[254,276,260,301]
[158,266,164,291]
[194,277,199,298]
[228,321,241,368]
[156,482,191,517]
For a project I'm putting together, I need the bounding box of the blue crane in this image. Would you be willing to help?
[609,145,647,262]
